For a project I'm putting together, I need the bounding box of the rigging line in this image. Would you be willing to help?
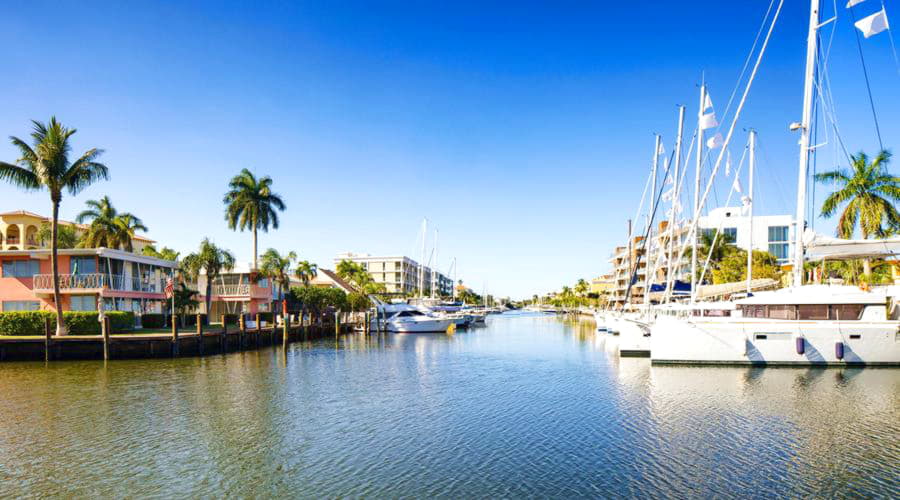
[848,5,885,151]
[883,0,900,77]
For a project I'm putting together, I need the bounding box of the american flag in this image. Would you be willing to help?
[164,277,175,298]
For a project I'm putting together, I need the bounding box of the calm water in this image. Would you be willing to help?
[1,312,898,498]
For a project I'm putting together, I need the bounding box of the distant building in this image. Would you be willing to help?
[590,274,614,295]
[334,252,452,296]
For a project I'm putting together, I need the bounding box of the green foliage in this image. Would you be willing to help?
[140,313,166,329]
[289,286,348,316]
[0,311,134,335]
[346,292,371,312]
[457,288,482,305]
[223,168,285,269]
[259,248,296,291]
[294,260,318,286]
[142,245,180,261]
[182,238,235,316]
[76,196,148,251]
[815,150,900,238]
[711,250,782,284]
[38,222,78,249]
[173,283,199,315]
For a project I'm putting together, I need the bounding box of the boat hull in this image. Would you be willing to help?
[388,318,455,333]
[618,318,651,357]
[651,315,900,366]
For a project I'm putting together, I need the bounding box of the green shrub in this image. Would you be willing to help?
[140,313,166,329]
[0,311,134,335]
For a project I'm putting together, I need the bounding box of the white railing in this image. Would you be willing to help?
[212,284,251,296]
[32,273,166,293]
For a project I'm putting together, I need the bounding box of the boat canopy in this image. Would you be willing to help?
[736,285,886,305]
[804,230,900,261]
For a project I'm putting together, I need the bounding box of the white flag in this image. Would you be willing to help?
[725,149,732,176]
[703,93,714,112]
[700,112,718,130]
[706,133,724,149]
[657,141,666,156]
[855,8,889,38]
[732,177,743,194]
[846,0,866,7]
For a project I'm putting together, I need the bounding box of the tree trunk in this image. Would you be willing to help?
[51,199,67,336]
[863,258,872,277]
[206,280,213,324]
[252,224,258,271]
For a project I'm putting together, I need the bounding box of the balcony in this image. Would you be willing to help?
[32,274,166,294]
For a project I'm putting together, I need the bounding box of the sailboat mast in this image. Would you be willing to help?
[747,129,756,294]
[793,0,820,287]
[645,134,660,307]
[419,218,427,298]
[691,83,706,303]
[667,106,686,302]
[432,228,438,299]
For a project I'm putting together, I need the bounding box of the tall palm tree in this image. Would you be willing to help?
[37,222,78,249]
[295,260,318,286]
[815,150,900,274]
[259,248,297,314]
[574,279,589,297]
[77,196,147,251]
[142,245,180,261]
[223,169,286,270]
[182,239,236,323]
[0,118,108,335]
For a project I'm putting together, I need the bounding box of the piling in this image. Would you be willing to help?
[255,314,261,348]
[171,313,179,357]
[282,315,289,349]
[220,321,227,353]
[335,311,341,336]
[239,315,246,350]
[44,317,52,362]
[102,316,111,361]
[196,313,203,356]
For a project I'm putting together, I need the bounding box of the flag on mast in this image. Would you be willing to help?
[699,112,718,130]
[846,0,866,7]
[855,8,889,38]
[706,133,724,149]
[732,177,743,194]
[703,93,714,112]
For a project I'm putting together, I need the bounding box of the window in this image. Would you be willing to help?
[768,243,790,261]
[2,259,41,278]
[767,226,790,263]
[70,295,97,311]
[767,305,796,320]
[798,304,828,320]
[723,227,737,241]
[70,257,97,275]
[2,301,40,311]
[831,304,863,321]
[258,278,269,288]
[768,226,789,242]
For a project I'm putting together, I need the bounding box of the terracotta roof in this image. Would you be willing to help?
[0,209,155,242]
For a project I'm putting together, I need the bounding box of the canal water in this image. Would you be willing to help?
[0,312,897,497]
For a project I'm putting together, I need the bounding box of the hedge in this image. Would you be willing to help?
[0,311,135,336]
[138,313,207,329]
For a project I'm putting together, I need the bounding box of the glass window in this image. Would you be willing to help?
[2,301,40,311]
[831,304,863,321]
[258,278,269,288]
[2,260,41,278]
[768,243,789,260]
[723,227,737,241]
[767,305,796,320]
[798,304,828,320]
[768,226,789,242]
[70,257,97,275]
[70,295,97,311]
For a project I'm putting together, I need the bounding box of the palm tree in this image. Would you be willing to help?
[295,260,318,286]
[574,279,589,297]
[0,118,108,335]
[182,239,236,323]
[223,169,286,270]
[142,245,180,261]
[815,150,900,275]
[77,196,147,251]
[259,248,297,314]
[37,222,78,249]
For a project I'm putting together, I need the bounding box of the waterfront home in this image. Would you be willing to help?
[193,263,279,323]
[0,211,176,314]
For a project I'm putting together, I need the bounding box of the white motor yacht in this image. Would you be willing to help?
[375,304,456,333]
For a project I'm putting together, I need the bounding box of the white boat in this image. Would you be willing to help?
[372,303,456,333]
[652,285,900,365]
[617,312,651,357]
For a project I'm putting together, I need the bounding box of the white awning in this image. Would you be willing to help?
[804,230,900,260]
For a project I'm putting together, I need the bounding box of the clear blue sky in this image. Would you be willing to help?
[2,1,898,298]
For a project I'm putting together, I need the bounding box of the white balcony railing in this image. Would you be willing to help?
[32,273,167,293]
[212,284,251,296]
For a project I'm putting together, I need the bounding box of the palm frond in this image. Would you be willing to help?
[0,161,40,190]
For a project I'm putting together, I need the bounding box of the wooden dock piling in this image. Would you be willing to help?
[196,313,203,356]
[44,317,52,362]
[102,316,111,360]
[171,314,179,357]
[239,315,246,349]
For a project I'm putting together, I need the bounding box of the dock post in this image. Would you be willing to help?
[102,316,110,361]
[335,311,340,337]
[239,315,246,349]
[44,317,52,362]
[196,313,203,356]
[221,321,227,353]
[255,314,261,348]
[364,311,370,335]
[171,313,179,357]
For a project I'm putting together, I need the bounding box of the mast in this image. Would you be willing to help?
[793,0,820,287]
[747,129,756,294]
[691,83,706,303]
[666,106,686,302]
[645,135,661,308]
[432,228,438,299]
[419,217,427,298]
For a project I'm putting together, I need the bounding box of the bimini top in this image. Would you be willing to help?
[736,285,887,306]
[804,230,900,261]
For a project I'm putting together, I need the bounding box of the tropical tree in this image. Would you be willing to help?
[295,260,318,286]
[259,248,296,315]
[182,238,236,322]
[223,169,285,270]
[712,249,782,285]
[142,245,180,261]
[815,150,900,274]
[336,259,373,291]
[37,222,78,249]
[76,196,147,251]
[0,118,108,334]
[574,279,589,297]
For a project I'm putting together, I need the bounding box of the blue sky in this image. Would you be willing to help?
[1,1,898,298]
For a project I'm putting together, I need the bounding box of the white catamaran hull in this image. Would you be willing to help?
[618,318,651,357]
[651,315,900,365]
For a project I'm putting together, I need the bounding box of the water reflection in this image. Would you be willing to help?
[0,313,895,497]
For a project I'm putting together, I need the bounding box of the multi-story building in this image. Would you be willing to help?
[0,210,176,315]
[590,274,614,295]
[607,207,794,308]
[334,252,453,296]
[194,263,279,323]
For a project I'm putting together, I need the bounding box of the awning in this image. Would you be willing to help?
[804,230,900,261]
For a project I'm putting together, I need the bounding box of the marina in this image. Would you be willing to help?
[1,312,896,497]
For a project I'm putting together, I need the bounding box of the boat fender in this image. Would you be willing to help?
[835,341,844,360]
[795,336,805,355]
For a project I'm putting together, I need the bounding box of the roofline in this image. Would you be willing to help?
[0,247,176,267]
[0,210,155,242]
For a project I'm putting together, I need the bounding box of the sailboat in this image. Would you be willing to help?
[651,0,900,366]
